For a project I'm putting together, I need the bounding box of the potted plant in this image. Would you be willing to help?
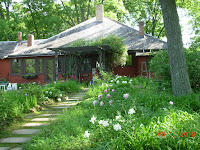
[22,74,37,79]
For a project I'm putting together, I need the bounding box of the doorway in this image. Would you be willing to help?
[45,59,55,83]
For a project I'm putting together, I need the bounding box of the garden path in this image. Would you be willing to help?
[0,88,88,150]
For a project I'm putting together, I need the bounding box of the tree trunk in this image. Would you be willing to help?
[159,0,192,96]
[28,4,39,38]
[0,2,4,19]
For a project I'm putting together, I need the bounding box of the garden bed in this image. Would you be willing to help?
[22,75,200,149]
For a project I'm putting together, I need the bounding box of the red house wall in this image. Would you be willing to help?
[0,59,10,81]
[9,75,45,84]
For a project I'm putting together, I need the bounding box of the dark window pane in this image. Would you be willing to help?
[65,57,72,75]
[47,59,54,82]
[25,59,35,74]
[58,58,62,72]
[11,59,21,74]
[38,59,43,73]
[82,58,91,72]
[126,54,133,66]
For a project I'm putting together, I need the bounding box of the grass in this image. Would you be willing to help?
[0,79,84,138]
[22,76,200,150]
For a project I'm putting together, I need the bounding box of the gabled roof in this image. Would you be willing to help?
[2,17,167,58]
[0,40,43,59]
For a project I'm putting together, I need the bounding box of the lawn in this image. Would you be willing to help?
[23,75,200,150]
[0,78,83,138]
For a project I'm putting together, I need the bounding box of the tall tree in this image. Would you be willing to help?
[159,0,192,96]
[123,0,165,38]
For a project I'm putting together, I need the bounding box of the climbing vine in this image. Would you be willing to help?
[68,34,128,70]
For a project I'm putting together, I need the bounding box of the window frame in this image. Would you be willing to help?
[10,58,22,75]
[24,58,36,75]
[125,53,134,66]
[10,58,44,76]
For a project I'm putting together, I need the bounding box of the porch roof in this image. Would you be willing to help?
[48,45,112,55]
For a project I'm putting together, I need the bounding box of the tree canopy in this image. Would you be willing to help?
[0,0,199,48]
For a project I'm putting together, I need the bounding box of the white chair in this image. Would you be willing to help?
[0,84,6,91]
[11,83,18,90]
[6,83,12,91]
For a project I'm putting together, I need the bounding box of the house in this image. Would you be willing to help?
[0,5,167,84]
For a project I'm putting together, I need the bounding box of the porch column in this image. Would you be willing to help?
[102,50,105,70]
[99,50,103,70]
[64,53,67,80]
[55,50,58,81]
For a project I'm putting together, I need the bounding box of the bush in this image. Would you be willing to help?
[149,49,200,91]
[23,76,200,150]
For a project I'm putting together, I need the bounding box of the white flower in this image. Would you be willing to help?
[49,91,52,95]
[84,130,90,138]
[57,98,61,102]
[113,123,121,131]
[122,81,127,84]
[110,80,113,82]
[106,84,108,87]
[128,108,136,115]
[102,121,109,127]
[45,91,48,94]
[59,94,62,97]
[89,115,96,124]
[116,80,119,84]
[169,101,173,105]
[98,120,104,125]
[115,116,121,120]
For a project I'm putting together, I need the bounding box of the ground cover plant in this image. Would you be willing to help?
[23,74,200,150]
[149,48,200,92]
[0,79,83,136]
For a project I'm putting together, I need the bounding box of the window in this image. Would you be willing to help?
[65,57,72,75]
[11,59,21,74]
[82,58,91,72]
[126,54,133,66]
[25,59,35,74]
[38,59,43,73]
[58,58,62,73]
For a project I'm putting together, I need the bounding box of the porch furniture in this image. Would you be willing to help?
[0,83,7,91]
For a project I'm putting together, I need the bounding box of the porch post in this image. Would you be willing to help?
[64,53,67,80]
[55,50,58,81]
[99,50,103,69]
[102,50,105,71]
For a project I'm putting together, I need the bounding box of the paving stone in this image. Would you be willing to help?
[57,103,77,106]
[31,118,56,121]
[12,129,41,135]
[10,147,22,150]
[22,123,49,127]
[67,98,78,101]
[38,114,58,117]
[52,106,71,109]
[0,147,9,150]
[0,137,31,143]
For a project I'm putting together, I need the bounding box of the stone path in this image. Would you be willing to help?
[0,89,88,150]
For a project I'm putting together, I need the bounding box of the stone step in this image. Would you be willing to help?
[12,129,41,135]
[38,114,59,117]
[52,106,71,109]
[22,123,49,127]
[57,103,77,106]
[0,147,9,150]
[0,137,31,144]
[11,147,22,150]
[31,118,56,122]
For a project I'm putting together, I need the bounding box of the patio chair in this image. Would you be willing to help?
[11,83,18,90]
[6,83,12,91]
[0,83,7,91]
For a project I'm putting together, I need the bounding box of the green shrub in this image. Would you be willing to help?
[23,76,200,150]
[149,50,200,91]
[68,34,128,70]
